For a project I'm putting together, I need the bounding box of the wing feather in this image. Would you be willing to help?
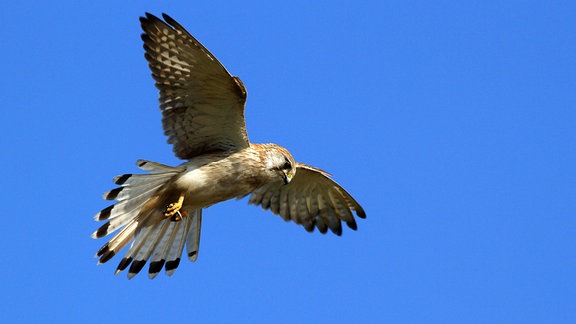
[140,13,249,159]
[249,163,365,235]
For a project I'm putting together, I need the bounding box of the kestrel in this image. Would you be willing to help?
[92,13,366,279]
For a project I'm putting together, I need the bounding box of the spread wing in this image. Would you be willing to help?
[140,13,250,159]
[248,163,366,235]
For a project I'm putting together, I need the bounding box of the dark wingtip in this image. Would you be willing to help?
[346,220,358,231]
[141,33,151,44]
[161,13,174,24]
[303,222,315,233]
[356,208,366,219]
[140,14,154,43]
[162,13,185,32]
[331,227,343,236]
[141,12,159,24]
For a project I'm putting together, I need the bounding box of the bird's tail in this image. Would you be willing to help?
[92,159,202,279]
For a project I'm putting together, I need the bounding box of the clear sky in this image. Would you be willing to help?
[1,1,574,323]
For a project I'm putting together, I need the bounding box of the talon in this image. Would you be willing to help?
[164,193,185,219]
[171,210,188,222]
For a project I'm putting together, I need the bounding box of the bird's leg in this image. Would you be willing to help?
[165,193,185,221]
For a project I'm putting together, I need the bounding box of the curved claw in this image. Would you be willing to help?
[165,193,185,221]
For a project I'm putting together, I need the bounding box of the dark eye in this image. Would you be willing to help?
[283,159,292,170]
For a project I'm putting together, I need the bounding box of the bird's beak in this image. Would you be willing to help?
[282,169,294,185]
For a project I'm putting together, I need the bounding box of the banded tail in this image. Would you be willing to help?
[92,159,202,279]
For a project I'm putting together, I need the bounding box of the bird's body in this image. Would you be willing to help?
[93,13,365,279]
[174,150,263,207]
[143,144,292,214]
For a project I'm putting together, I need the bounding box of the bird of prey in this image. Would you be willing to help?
[92,13,366,279]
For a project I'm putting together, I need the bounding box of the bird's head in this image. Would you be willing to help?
[260,144,296,185]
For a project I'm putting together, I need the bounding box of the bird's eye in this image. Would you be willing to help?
[282,159,292,170]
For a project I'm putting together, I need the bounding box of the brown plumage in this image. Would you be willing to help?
[92,13,365,279]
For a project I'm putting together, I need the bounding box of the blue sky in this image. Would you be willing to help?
[1,1,574,323]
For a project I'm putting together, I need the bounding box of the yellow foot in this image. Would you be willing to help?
[165,193,185,220]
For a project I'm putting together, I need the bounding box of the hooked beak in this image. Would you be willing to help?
[282,169,294,185]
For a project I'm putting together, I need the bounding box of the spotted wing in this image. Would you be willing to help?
[248,163,366,235]
[140,13,249,159]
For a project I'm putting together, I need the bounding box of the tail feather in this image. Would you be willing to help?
[103,176,169,201]
[92,181,167,238]
[164,213,195,276]
[95,173,177,223]
[138,218,191,278]
[93,159,202,279]
[136,159,184,173]
[113,172,177,187]
[186,209,202,262]
[125,219,171,279]
[95,218,138,264]
[91,198,148,239]
[123,224,157,263]
[148,221,180,279]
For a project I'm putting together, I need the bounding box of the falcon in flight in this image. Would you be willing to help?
[92,13,366,279]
